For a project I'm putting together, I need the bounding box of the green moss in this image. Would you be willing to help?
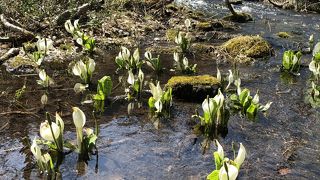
[276,32,291,38]
[166,75,220,87]
[223,12,253,23]
[166,29,179,42]
[166,75,220,101]
[22,42,36,53]
[8,55,37,68]
[195,21,224,31]
[196,22,212,31]
[221,35,272,60]
[191,43,215,53]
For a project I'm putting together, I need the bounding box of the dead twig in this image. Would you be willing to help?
[0,14,35,38]
[0,48,20,64]
[0,111,40,118]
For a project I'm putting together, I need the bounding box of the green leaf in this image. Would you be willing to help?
[314,52,320,62]
[239,89,250,105]
[148,97,156,108]
[214,152,223,170]
[246,103,258,120]
[207,170,219,180]
[282,50,292,70]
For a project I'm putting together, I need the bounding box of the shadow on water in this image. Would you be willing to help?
[0,0,320,179]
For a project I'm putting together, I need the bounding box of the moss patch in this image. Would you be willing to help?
[146,45,179,54]
[7,55,37,68]
[221,35,273,61]
[276,32,291,38]
[166,29,179,42]
[223,12,253,23]
[166,75,220,101]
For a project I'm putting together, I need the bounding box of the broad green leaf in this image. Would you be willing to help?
[207,170,219,180]
[239,89,250,105]
[148,97,156,108]
[246,103,258,120]
[214,152,223,170]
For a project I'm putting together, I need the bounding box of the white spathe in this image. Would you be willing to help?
[127,70,135,85]
[234,143,246,167]
[39,69,47,81]
[215,140,224,160]
[55,112,64,133]
[72,107,86,128]
[219,163,239,180]
[149,82,163,101]
[40,121,60,142]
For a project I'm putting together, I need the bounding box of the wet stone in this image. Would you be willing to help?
[166,75,220,102]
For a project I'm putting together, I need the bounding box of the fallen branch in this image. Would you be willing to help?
[55,0,104,26]
[0,14,35,38]
[0,48,20,64]
[267,0,284,8]
[0,111,40,118]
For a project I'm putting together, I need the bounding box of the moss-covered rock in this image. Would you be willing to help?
[4,55,37,73]
[276,32,291,38]
[221,35,273,62]
[166,75,220,101]
[223,12,253,23]
[195,21,224,31]
[166,29,179,42]
[190,43,215,54]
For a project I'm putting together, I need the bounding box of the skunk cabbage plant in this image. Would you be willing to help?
[229,79,272,120]
[148,81,173,116]
[37,69,54,88]
[115,47,143,73]
[173,52,197,74]
[175,32,191,54]
[65,19,95,53]
[207,140,246,180]
[309,42,320,80]
[282,50,302,74]
[126,69,144,100]
[72,58,96,84]
[144,51,162,73]
[192,89,229,137]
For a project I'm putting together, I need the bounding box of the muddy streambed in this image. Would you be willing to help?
[1,1,320,179]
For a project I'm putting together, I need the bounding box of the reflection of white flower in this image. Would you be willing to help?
[40,121,60,142]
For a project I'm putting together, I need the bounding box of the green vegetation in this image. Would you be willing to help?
[282,50,302,74]
[207,140,246,180]
[148,82,173,117]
